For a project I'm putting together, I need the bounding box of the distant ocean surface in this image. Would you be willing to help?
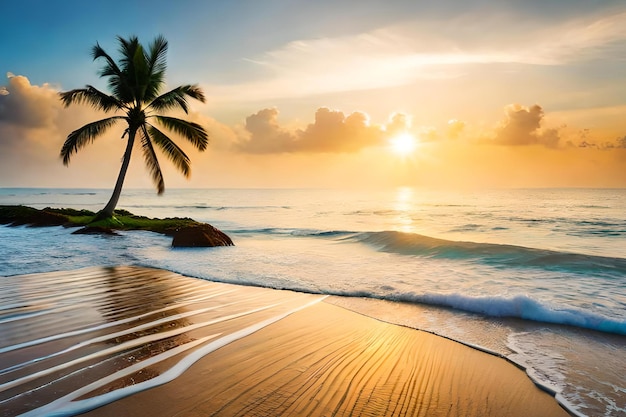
[1,187,624,416]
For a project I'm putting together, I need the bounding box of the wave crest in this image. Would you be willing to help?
[354,231,626,274]
[386,292,626,335]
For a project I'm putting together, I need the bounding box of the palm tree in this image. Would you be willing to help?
[59,35,208,220]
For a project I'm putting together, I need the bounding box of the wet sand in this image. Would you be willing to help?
[0,266,569,416]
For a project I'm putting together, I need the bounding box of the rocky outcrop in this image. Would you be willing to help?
[0,205,68,227]
[1,205,234,248]
[171,224,234,247]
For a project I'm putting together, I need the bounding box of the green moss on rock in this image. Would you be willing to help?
[0,205,234,247]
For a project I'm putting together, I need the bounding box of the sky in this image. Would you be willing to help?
[1,0,625,190]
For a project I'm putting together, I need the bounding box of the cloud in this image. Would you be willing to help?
[298,108,383,152]
[237,107,385,154]
[0,74,121,186]
[238,108,296,153]
[203,8,626,104]
[235,102,624,157]
[446,119,466,139]
[0,73,60,128]
[575,134,626,150]
[385,113,412,136]
[0,74,66,164]
[535,11,626,63]
[206,29,526,103]
[494,104,561,148]
[236,102,626,155]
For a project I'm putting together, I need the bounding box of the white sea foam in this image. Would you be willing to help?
[2,303,279,394]
[400,292,626,336]
[17,296,326,417]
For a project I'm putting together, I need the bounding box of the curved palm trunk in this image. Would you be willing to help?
[95,129,136,220]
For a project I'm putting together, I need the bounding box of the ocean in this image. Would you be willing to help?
[0,187,624,416]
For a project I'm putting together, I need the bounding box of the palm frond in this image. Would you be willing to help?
[153,116,209,151]
[117,35,161,105]
[59,86,123,112]
[92,43,122,78]
[132,44,149,91]
[60,117,123,165]
[117,36,140,70]
[114,36,148,103]
[147,35,168,73]
[179,84,205,103]
[147,124,191,177]
[143,35,168,102]
[92,43,129,102]
[139,126,165,194]
[147,84,205,113]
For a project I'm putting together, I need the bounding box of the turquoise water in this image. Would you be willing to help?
[1,187,625,416]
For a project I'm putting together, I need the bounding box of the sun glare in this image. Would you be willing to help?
[389,133,418,155]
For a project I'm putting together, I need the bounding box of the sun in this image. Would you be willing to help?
[389,133,418,155]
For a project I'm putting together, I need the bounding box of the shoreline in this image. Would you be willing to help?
[0,266,570,416]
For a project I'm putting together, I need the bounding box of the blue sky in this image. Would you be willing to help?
[1,0,625,189]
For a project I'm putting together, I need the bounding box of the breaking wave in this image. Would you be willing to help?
[385,292,626,336]
[343,230,625,274]
[234,228,626,275]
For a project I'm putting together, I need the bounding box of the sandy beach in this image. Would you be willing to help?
[0,266,569,416]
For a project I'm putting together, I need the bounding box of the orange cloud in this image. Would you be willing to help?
[385,113,412,136]
[238,108,295,153]
[446,119,465,139]
[0,74,125,186]
[0,73,60,129]
[234,102,626,158]
[0,74,63,164]
[494,104,561,148]
[237,107,385,153]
